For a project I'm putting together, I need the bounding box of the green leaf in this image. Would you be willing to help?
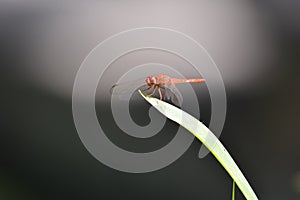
[139,90,258,200]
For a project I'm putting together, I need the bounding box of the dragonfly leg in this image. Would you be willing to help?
[142,85,152,92]
[163,87,166,100]
[148,85,157,97]
[158,87,162,100]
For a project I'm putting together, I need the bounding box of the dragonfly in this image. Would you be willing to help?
[111,74,205,105]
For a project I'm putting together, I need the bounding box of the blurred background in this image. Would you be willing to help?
[1,0,299,199]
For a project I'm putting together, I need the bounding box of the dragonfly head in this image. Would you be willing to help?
[146,76,156,86]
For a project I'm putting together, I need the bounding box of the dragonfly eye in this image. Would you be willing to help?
[146,76,155,86]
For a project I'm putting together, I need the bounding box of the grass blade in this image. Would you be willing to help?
[139,90,258,200]
[232,181,236,200]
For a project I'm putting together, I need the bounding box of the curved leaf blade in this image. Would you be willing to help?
[139,90,258,200]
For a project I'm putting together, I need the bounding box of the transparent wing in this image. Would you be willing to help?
[164,84,183,107]
[110,77,147,95]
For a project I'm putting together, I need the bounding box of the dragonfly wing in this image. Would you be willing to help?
[165,84,183,106]
[165,86,171,100]
[110,78,146,95]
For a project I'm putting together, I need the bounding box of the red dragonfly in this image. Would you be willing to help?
[111,74,205,105]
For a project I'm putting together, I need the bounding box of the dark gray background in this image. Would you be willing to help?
[1,0,299,199]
